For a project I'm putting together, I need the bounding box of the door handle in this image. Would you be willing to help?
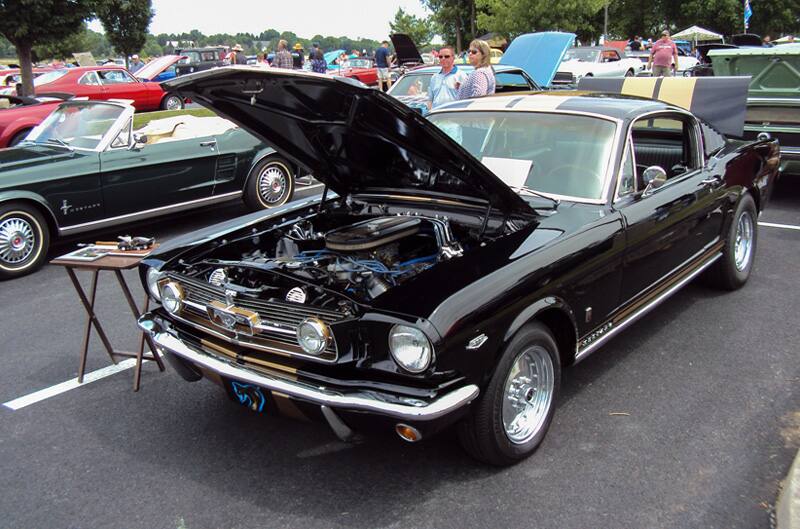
[199,140,217,147]
[700,175,722,187]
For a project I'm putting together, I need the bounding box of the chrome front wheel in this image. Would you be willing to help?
[458,322,561,466]
[0,204,50,279]
[502,346,555,444]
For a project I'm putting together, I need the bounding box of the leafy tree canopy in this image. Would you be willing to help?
[96,0,153,68]
[390,7,435,48]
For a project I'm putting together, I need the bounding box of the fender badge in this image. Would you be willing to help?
[467,334,488,350]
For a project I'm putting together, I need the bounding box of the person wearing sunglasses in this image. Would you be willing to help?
[457,39,496,100]
[427,45,468,110]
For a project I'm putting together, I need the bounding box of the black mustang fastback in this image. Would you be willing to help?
[138,68,778,465]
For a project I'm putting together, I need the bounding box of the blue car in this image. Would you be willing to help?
[386,64,539,115]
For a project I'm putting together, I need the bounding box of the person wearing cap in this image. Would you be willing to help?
[231,44,248,65]
[292,43,305,70]
[648,30,678,77]
[129,54,144,73]
[309,43,326,74]
[274,40,293,69]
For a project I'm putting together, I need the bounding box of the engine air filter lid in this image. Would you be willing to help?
[325,216,422,251]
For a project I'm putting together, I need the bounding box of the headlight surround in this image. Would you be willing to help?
[389,324,433,373]
[296,318,331,355]
[146,267,164,301]
[159,281,184,314]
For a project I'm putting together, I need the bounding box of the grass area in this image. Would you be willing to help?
[0,58,17,66]
[133,107,215,129]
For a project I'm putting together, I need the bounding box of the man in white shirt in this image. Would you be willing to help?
[427,45,468,110]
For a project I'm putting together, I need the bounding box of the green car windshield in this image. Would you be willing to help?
[428,111,616,201]
[26,103,124,150]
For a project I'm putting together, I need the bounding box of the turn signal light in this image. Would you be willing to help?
[395,423,422,443]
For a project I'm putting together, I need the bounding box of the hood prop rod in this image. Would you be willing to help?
[318,184,328,213]
[479,203,492,240]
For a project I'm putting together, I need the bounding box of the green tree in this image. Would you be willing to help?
[477,0,606,40]
[96,0,154,69]
[0,0,95,95]
[389,7,435,48]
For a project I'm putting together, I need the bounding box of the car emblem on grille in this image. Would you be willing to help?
[207,300,260,335]
[286,287,307,304]
[224,289,237,306]
[208,268,228,287]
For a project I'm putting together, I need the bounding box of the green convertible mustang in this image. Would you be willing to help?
[0,100,298,279]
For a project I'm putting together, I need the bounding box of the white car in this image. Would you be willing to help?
[628,49,699,76]
[553,47,644,85]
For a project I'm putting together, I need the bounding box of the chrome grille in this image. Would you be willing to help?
[166,272,342,360]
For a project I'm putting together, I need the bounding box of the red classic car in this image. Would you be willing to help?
[25,58,185,112]
[329,58,379,86]
[0,94,69,147]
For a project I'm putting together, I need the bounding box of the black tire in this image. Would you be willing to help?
[706,193,757,290]
[243,156,295,210]
[458,322,561,466]
[625,69,635,77]
[0,202,50,280]
[160,94,184,111]
[8,128,31,147]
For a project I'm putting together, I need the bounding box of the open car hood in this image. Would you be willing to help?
[390,33,423,66]
[135,55,185,81]
[165,67,531,216]
[499,32,575,87]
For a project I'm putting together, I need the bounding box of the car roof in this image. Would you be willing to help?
[432,91,674,121]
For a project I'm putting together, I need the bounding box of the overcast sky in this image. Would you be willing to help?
[90,0,431,41]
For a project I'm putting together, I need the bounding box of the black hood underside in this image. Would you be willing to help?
[164,67,532,217]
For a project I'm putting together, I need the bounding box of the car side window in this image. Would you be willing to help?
[603,50,620,62]
[701,122,726,157]
[109,118,132,149]
[631,114,700,177]
[495,72,531,91]
[618,139,637,196]
[98,70,135,85]
[79,72,100,85]
[201,51,216,62]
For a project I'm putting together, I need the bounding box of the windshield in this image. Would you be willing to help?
[25,103,124,150]
[428,111,616,201]
[389,73,433,96]
[347,59,372,68]
[562,49,599,62]
[33,69,69,86]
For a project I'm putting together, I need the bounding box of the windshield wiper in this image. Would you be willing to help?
[510,186,559,209]
[45,137,73,150]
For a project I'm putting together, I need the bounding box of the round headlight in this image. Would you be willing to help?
[297,318,331,355]
[159,281,184,314]
[146,267,164,301]
[389,324,432,373]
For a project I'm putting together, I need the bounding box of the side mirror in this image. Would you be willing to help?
[642,165,667,195]
[131,133,148,150]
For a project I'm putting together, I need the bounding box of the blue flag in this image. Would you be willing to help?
[744,0,753,29]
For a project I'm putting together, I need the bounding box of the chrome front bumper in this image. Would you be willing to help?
[138,314,479,423]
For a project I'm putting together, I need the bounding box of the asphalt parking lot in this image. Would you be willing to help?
[1,180,798,529]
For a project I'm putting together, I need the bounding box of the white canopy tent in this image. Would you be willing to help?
[671,26,724,45]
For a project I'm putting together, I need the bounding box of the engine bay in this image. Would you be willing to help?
[181,212,472,310]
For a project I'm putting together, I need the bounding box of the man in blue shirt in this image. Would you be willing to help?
[427,45,467,110]
[375,41,393,92]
